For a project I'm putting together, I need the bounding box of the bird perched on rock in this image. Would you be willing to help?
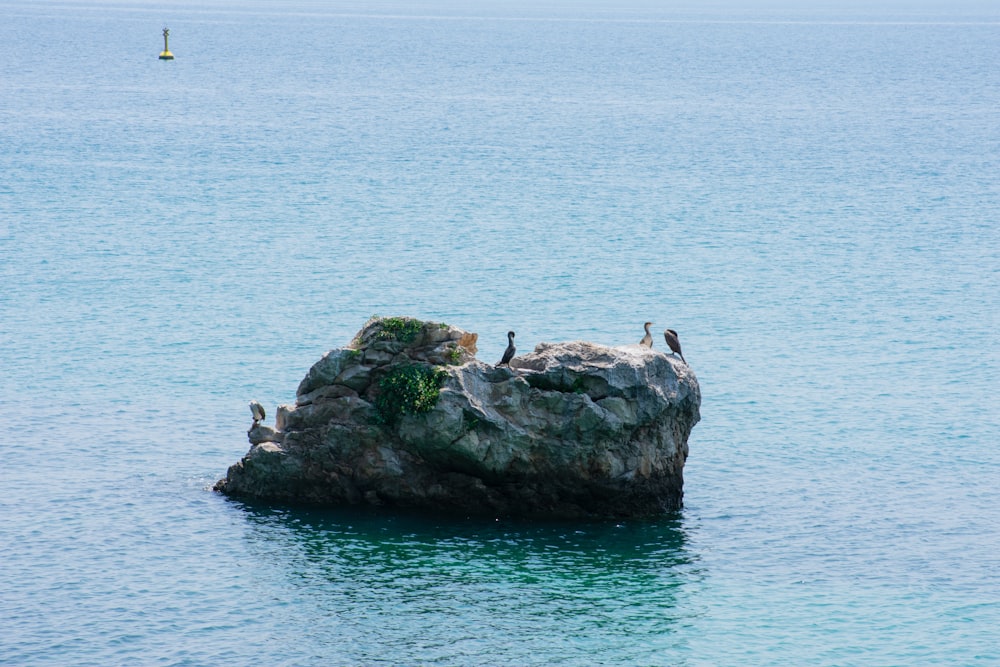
[639,322,653,348]
[663,328,685,363]
[497,330,516,367]
[249,400,266,428]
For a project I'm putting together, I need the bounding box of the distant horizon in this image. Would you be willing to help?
[3,0,999,19]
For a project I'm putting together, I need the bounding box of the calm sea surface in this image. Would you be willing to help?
[1,0,998,664]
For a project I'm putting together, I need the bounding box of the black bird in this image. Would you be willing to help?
[639,321,653,348]
[249,400,266,428]
[497,330,516,367]
[663,328,685,363]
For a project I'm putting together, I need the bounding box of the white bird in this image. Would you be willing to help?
[639,321,653,348]
[249,400,266,428]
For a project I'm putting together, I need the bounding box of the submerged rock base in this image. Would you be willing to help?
[215,317,701,519]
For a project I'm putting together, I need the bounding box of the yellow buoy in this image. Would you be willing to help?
[159,27,174,60]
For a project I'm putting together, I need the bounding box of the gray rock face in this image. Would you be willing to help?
[215,317,701,518]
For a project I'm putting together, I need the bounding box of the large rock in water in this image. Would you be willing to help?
[215,317,701,518]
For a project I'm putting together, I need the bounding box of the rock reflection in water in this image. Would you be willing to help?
[232,501,702,665]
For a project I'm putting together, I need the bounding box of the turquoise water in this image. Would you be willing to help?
[2,0,999,664]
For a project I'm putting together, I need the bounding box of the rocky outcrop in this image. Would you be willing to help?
[215,316,701,518]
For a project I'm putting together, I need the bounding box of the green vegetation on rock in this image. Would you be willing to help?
[375,316,424,344]
[374,364,448,425]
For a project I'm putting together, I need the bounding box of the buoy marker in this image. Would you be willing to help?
[159,27,174,60]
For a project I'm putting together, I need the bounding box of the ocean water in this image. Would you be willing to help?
[2,0,998,664]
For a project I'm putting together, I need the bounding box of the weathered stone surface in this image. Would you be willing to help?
[247,425,284,445]
[215,316,701,518]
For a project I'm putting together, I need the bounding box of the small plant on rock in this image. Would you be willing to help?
[376,317,424,344]
[374,364,448,425]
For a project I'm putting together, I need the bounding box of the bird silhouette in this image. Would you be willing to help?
[249,400,266,428]
[639,322,653,348]
[497,330,516,367]
[663,329,685,363]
